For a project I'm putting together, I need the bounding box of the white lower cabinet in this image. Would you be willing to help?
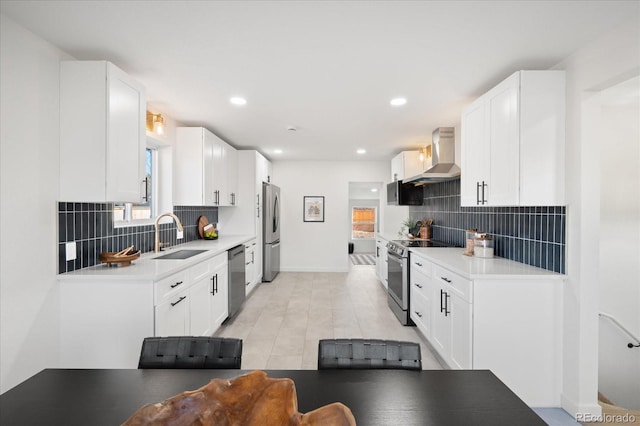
[375,238,388,288]
[60,251,230,369]
[244,239,259,295]
[409,251,562,406]
[155,291,189,336]
[431,263,473,369]
[210,259,229,328]
[409,256,433,339]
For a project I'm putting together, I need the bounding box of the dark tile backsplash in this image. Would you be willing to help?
[410,178,565,273]
[57,203,218,274]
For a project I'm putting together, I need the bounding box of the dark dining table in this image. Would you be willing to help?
[0,368,546,425]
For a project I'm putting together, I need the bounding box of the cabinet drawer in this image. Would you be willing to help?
[244,239,257,251]
[410,254,431,278]
[210,252,228,270]
[411,288,431,338]
[433,264,472,303]
[410,267,431,299]
[190,258,212,282]
[154,270,189,304]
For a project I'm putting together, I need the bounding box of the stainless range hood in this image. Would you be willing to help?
[404,127,460,185]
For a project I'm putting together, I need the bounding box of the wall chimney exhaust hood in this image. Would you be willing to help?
[404,127,460,185]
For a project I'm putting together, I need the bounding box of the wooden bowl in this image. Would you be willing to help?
[99,250,141,267]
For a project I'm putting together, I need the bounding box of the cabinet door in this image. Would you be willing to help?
[449,293,472,369]
[375,241,382,282]
[155,292,188,336]
[60,61,145,202]
[245,246,255,288]
[461,99,489,206]
[402,151,423,179]
[211,137,225,206]
[380,245,388,289]
[189,275,213,336]
[210,265,229,330]
[431,286,451,359]
[203,129,216,205]
[391,154,403,181]
[226,146,238,206]
[486,73,520,206]
[107,66,145,203]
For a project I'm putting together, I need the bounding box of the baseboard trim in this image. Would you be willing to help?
[561,393,602,419]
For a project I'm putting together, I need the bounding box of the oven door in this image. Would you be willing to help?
[387,250,407,310]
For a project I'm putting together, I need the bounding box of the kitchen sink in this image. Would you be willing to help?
[153,249,208,260]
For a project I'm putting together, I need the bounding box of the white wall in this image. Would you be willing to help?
[273,160,392,272]
[0,15,71,393]
[598,89,640,409]
[552,16,640,416]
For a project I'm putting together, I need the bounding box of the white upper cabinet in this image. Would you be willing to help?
[60,61,146,202]
[226,146,238,206]
[174,127,238,206]
[461,70,565,207]
[391,151,422,182]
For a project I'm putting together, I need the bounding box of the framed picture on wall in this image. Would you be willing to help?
[303,196,324,222]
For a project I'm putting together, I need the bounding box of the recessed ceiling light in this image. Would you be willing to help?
[371,188,378,192]
[357,149,366,154]
[274,149,283,154]
[230,97,247,105]
[390,97,407,106]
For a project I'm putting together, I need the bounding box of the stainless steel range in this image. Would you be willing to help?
[386,239,451,325]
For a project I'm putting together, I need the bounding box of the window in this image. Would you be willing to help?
[352,207,376,239]
[114,148,156,225]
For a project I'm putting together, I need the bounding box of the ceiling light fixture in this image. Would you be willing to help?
[390,97,407,106]
[357,149,366,154]
[371,188,378,192]
[230,97,247,105]
[146,112,165,136]
[274,149,283,154]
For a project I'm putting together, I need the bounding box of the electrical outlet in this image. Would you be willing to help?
[176,230,184,240]
[65,242,77,261]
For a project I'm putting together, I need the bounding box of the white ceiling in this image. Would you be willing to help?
[1,1,636,161]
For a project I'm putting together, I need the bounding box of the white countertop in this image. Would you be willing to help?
[57,235,255,282]
[409,247,565,280]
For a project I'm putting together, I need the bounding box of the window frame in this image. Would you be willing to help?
[113,146,158,228]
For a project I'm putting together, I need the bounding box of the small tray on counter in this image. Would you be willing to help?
[99,246,141,267]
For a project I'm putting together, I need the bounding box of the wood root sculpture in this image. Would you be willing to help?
[121,370,356,426]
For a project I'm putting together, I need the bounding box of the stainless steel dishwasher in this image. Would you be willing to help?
[227,245,246,319]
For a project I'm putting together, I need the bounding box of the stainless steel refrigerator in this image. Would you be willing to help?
[262,182,280,282]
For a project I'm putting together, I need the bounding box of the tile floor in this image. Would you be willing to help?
[216,264,582,425]
[215,265,443,370]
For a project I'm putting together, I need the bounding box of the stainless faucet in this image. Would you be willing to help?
[154,212,185,253]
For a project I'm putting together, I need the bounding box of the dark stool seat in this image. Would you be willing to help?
[318,338,422,370]
[138,336,243,369]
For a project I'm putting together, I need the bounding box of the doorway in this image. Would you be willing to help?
[348,182,382,266]
[591,75,640,411]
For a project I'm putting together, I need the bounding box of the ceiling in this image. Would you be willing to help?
[1,1,636,161]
